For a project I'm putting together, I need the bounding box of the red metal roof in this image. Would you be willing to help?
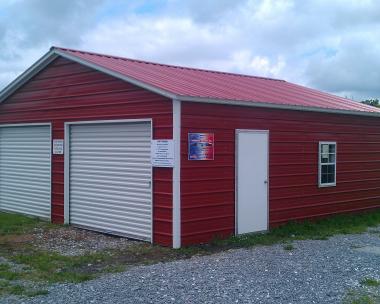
[51,47,380,114]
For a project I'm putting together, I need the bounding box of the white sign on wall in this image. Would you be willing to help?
[52,139,64,155]
[151,140,174,167]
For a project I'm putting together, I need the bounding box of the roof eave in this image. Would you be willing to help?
[178,95,380,118]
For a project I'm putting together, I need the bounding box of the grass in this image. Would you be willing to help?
[361,278,380,287]
[0,250,108,296]
[11,250,112,283]
[0,243,187,286]
[0,279,48,297]
[0,212,55,236]
[211,209,380,248]
[1,209,380,298]
[283,243,294,251]
[0,264,22,281]
[0,262,48,297]
[344,290,380,304]
[344,277,380,303]
[349,295,376,304]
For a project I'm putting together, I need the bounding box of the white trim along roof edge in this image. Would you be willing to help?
[0,47,380,118]
[0,50,59,103]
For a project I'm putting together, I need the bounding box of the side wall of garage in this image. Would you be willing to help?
[181,101,380,245]
[0,57,173,246]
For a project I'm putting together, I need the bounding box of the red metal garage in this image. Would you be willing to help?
[0,46,380,248]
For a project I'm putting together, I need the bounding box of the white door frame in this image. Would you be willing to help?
[235,129,269,235]
[0,122,52,220]
[64,118,153,242]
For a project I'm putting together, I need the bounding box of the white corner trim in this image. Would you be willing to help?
[63,123,70,224]
[172,99,181,248]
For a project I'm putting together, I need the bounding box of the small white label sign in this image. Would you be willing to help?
[53,139,64,155]
[151,140,174,167]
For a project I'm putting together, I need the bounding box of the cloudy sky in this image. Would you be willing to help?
[0,0,379,100]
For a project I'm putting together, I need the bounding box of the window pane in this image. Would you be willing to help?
[327,174,335,183]
[321,144,329,162]
[321,165,328,174]
[327,165,335,174]
[319,142,336,186]
[321,164,335,184]
[328,153,335,163]
[321,174,328,184]
[321,156,329,163]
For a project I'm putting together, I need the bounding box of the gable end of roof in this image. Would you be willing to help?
[0,50,59,103]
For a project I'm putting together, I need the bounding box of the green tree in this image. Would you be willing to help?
[361,99,380,107]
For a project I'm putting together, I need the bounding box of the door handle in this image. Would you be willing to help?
[264,180,268,184]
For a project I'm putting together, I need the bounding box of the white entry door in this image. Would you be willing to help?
[236,130,269,234]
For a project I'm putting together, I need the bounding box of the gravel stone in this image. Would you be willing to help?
[31,227,139,256]
[3,229,380,303]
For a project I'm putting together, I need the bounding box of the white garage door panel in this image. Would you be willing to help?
[0,125,51,218]
[69,122,152,241]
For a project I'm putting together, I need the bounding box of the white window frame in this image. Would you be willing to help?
[318,141,337,187]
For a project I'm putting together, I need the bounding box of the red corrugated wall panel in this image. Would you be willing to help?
[0,57,173,246]
[181,101,380,246]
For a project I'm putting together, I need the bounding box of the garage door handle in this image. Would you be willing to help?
[264,180,268,184]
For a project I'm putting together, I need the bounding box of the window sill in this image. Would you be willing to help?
[318,183,336,188]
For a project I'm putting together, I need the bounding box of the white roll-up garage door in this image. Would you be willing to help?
[0,125,51,218]
[69,121,152,241]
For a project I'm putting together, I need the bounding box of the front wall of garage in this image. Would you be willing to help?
[181,101,380,245]
[0,57,173,246]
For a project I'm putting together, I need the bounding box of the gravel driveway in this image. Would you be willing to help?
[4,228,380,304]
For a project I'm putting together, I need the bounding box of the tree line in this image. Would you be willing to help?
[361,99,380,107]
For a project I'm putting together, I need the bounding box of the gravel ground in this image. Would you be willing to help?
[31,226,139,256]
[4,229,380,304]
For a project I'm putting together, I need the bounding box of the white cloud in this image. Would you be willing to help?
[81,16,237,67]
[251,0,294,21]
[305,31,380,99]
[1,0,380,101]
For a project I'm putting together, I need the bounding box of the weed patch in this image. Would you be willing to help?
[283,243,294,251]
[10,251,110,283]
[361,278,380,287]
[0,279,47,298]
[0,264,22,281]
[343,289,380,304]
[0,212,55,236]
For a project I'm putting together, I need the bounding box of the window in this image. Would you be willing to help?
[319,142,336,187]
